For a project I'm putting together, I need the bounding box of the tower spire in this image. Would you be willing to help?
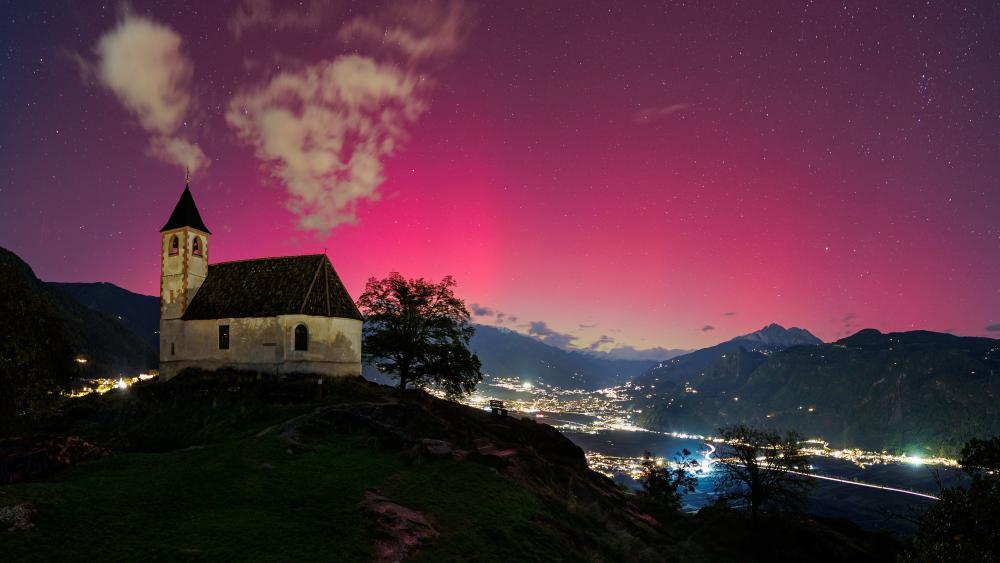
[184,166,190,185]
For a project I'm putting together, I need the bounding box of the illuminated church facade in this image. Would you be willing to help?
[158,182,363,381]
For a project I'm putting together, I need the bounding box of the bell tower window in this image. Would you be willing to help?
[169,235,179,255]
[192,237,202,256]
[294,324,309,351]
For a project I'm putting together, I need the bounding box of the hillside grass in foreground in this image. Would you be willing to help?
[0,430,564,561]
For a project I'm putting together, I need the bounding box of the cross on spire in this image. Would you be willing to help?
[184,166,191,185]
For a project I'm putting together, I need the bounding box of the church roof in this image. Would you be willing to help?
[162,185,211,233]
[182,254,363,321]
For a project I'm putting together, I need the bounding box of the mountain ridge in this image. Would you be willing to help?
[631,323,822,389]
[0,247,156,378]
[631,327,1000,455]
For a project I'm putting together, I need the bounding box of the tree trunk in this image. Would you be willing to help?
[397,369,408,395]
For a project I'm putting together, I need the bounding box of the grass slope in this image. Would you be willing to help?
[0,374,660,561]
[1,373,900,561]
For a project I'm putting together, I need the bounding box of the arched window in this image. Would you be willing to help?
[169,235,179,255]
[294,324,309,351]
[192,237,202,256]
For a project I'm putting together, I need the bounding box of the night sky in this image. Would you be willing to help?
[1,1,998,354]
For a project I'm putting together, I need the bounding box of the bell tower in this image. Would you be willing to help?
[160,171,211,321]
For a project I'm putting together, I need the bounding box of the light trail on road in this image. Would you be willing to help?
[703,442,940,501]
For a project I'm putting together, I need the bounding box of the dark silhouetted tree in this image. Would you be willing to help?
[638,448,700,514]
[357,273,482,397]
[713,424,814,521]
[908,437,1000,562]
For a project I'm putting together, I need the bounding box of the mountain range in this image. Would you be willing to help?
[0,247,156,378]
[630,327,1000,456]
[631,323,822,389]
[8,244,998,455]
[468,325,655,388]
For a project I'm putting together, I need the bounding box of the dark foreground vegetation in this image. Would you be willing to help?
[1,372,903,562]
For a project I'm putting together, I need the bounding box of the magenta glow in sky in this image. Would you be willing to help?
[1,1,999,353]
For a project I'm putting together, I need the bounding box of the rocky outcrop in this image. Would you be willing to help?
[0,436,109,485]
[361,491,439,562]
[0,503,36,531]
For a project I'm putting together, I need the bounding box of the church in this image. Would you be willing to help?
[158,181,363,381]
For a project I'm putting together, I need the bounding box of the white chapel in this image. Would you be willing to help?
[158,181,363,380]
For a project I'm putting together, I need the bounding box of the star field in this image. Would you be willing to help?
[0,0,998,351]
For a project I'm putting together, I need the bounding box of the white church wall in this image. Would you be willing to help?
[159,315,362,380]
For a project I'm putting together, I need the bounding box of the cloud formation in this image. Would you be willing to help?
[633,103,690,123]
[469,303,495,317]
[147,137,209,174]
[93,14,207,172]
[722,311,737,317]
[227,56,425,233]
[229,0,474,235]
[527,321,577,349]
[586,334,616,350]
[700,325,716,332]
[338,0,473,61]
[987,323,1000,332]
[228,0,336,39]
[468,303,517,325]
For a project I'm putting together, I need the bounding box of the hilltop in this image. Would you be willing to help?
[0,373,898,561]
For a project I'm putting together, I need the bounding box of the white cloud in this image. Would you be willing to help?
[338,0,473,61]
[148,136,209,173]
[93,14,208,172]
[228,0,474,234]
[228,0,335,39]
[226,55,426,233]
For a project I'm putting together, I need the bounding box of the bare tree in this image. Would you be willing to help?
[713,424,814,521]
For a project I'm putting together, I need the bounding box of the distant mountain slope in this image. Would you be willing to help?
[50,282,160,349]
[631,323,822,388]
[469,325,655,389]
[633,328,1000,455]
[0,247,156,378]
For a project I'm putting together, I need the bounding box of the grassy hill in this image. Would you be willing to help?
[0,373,899,561]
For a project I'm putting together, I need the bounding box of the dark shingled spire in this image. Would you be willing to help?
[161,184,211,233]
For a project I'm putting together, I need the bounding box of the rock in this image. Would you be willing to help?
[0,436,108,485]
[361,491,439,563]
[0,503,36,531]
[419,439,452,456]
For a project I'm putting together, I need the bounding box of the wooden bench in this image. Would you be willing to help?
[489,399,508,417]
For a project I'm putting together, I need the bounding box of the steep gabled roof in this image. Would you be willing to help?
[182,254,362,321]
[162,185,211,233]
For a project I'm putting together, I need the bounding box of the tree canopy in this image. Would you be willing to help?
[713,424,814,520]
[908,436,1000,562]
[357,273,482,397]
[637,449,700,514]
